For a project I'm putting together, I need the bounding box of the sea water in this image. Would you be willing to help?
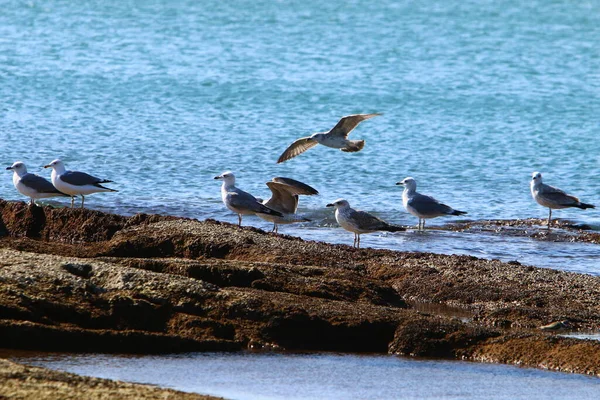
[1,0,599,271]
[12,351,600,400]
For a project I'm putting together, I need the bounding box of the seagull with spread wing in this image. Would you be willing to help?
[277,113,382,163]
[256,177,318,233]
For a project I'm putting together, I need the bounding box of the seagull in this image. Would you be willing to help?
[277,113,382,163]
[214,171,283,227]
[326,198,404,248]
[256,177,319,233]
[6,161,69,206]
[530,171,595,230]
[43,159,117,209]
[396,177,466,231]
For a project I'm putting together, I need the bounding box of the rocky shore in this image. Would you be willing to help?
[1,199,600,396]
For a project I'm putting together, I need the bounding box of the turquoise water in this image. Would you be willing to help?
[13,352,600,399]
[2,1,600,270]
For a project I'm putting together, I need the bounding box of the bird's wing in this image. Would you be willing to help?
[229,189,281,216]
[21,174,64,194]
[60,171,112,186]
[264,182,298,214]
[408,193,454,215]
[277,137,318,163]
[350,209,390,231]
[540,184,580,206]
[328,113,382,139]
[272,177,319,195]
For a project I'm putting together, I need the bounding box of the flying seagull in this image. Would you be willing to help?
[530,171,594,230]
[43,159,117,208]
[397,177,466,231]
[326,198,404,248]
[277,113,382,163]
[6,161,69,206]
[256,177,318,233]
[214,171,283,227]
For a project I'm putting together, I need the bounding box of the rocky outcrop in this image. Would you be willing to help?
[1,199,600,377]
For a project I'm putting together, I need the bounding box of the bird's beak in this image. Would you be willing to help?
[6,166,12,170]
[214,176,221,180]
[43,164,51,169]
[326,203,334,207]
[396,182,404,186]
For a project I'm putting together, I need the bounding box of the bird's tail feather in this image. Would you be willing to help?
[382,224,406,232]
[575,202,595,210]
[341,140,365,153]
[451,210,467,216]
[95,184,118,192]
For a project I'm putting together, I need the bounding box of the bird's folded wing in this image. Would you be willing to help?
[277,137,318,163]
[350,210,389,230]
[60,171,106,186]
[408,194,453,215]
[329,113,382,138]
[21,174,61,193]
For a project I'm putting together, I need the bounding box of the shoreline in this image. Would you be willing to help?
[1,198,600,396]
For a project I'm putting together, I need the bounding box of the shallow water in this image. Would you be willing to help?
[1,0,599,272]
[11,352,600,400]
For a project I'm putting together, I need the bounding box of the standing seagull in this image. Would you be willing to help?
[256,177,319,233]
[214,171,283,227]
[326,198,404,248]
[277,113,382,163]
[530,172,594,230]
[397,177,466,231]
[6,161,69,206]
[43,159,117,209]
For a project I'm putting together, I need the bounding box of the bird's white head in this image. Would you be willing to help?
[214,170,236,186]
[326,198,350,209]
[6,161,27,175]
[531,171,543,185]
[44,159,65,173]
[396,177,417,191]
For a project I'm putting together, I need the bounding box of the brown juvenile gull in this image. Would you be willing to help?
[396,177,466,231]
[530,171,595,230]
[214,171,283,227]
[277,113,382,163]
[7,161,69,206]
[326,198,404,248]
[43,159,117,209]
[256,177,319,233]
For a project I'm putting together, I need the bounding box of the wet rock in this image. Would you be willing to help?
[1,199,600,377]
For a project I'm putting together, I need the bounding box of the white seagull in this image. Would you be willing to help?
[326,198,404,248]
[530,171,594,230]
[6,161,69,206]
[214,171,283,227]
[43,159,117,208]
[277,113,382,163]
[256,177,318,233]
[397,177,466,231]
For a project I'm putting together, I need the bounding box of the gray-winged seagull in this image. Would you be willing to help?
[277,113,382,163]
[326,198,404,248]
[43,159,117,208]
[256,177,318,233]
[530,171,594,230]
[6,161,69,206]
[214,171,283,227]
[396,177,466,231]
